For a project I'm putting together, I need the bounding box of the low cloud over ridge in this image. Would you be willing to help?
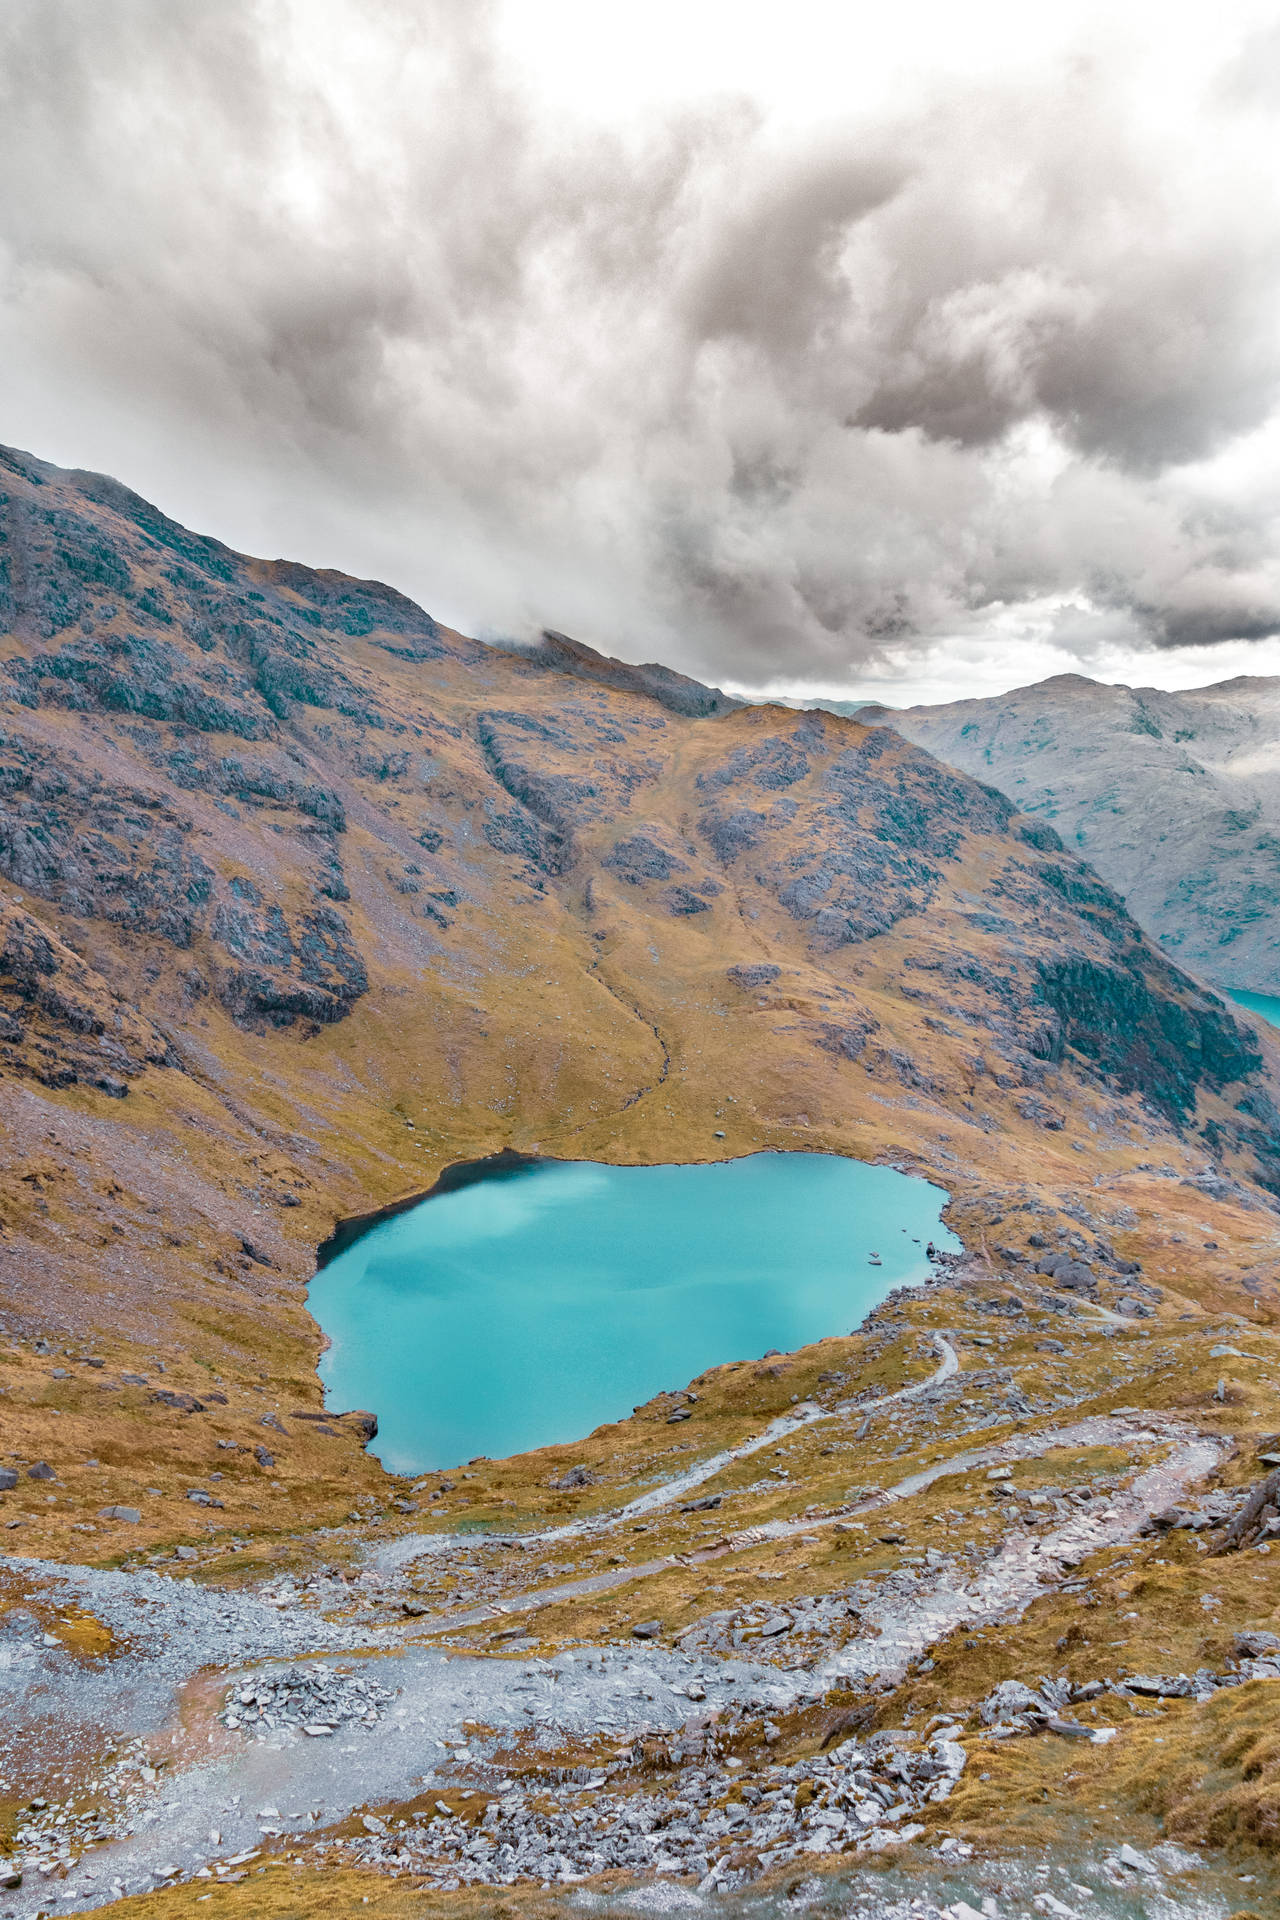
[2,1,1280,691]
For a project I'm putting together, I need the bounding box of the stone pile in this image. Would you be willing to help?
[221,1664,395,1737]
[1139,1487,1242,1536]
[340,1727,967,1890]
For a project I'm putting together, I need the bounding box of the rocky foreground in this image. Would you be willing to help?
[2,1256,1280,1918]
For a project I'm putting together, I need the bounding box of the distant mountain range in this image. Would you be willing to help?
[847,673,1280,996]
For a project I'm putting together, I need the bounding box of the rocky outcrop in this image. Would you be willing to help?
[0,894,173,1091]
[1034,952,1261,1122]
[210,899,368,1027]
[0,727,365,1029]
[512,629,738,718]
[698,723,1017,951]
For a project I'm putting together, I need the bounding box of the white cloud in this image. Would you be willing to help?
[2,0,1280,700]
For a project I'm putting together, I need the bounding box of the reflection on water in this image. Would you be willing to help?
[310,1151,959,1474]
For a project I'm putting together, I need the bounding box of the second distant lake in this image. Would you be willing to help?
[309,1150,960,1475]
[1230,988,1280,1030]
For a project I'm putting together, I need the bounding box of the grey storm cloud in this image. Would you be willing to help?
[2,0,1280,685]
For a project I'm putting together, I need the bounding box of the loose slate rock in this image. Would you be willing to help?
[1235,1630,1280,1658]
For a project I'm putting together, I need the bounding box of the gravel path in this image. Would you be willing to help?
[0,1403,1221,1914]
[0,1358,1228,1915]
[374,1338,960,1576]
[391,1411,1216,1643]
[819,1421,1224,1686]
[13,1643,813,1911]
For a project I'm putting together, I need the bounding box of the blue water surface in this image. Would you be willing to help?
[1230,989,1280,1030]
[310,1151,960,1474]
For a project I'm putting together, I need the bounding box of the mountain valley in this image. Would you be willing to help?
[0,447,1279,1917]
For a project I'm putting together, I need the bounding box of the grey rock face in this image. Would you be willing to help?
[852,671,1280,994]
[727,962,780,990]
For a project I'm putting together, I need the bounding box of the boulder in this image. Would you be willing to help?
[151,1390,205,1413]
[727,963,781,991]
[980,1679,1044,1724]
[1213,1467,1280,1554]
[1126,1673,1194,1697]
[1035,1254,1096,1292]
[551,1464,595,1491]
[1234,1630,1280,1659]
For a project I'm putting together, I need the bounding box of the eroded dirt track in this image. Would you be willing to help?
[0,1394,1223,1914]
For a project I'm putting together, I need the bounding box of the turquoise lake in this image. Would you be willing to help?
[310,1151,960,1475]
[1230,989,1280,1030]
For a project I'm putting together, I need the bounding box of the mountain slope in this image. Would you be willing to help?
[854,672,1280,994]
[6,449,1280,1908]
[0,443,1278,1573]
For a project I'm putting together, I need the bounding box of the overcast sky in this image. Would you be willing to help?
[3,1,1280,705]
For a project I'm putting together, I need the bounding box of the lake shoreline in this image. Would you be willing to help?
[309,1152,960,1474]
[314,1143,949,1270]
[315,1147,542,1268]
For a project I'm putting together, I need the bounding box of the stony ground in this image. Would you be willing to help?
[3,1259,1280,1919]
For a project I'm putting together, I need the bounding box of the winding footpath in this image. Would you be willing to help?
[374,1336,961,1577]
[0,1334,1225,1915]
